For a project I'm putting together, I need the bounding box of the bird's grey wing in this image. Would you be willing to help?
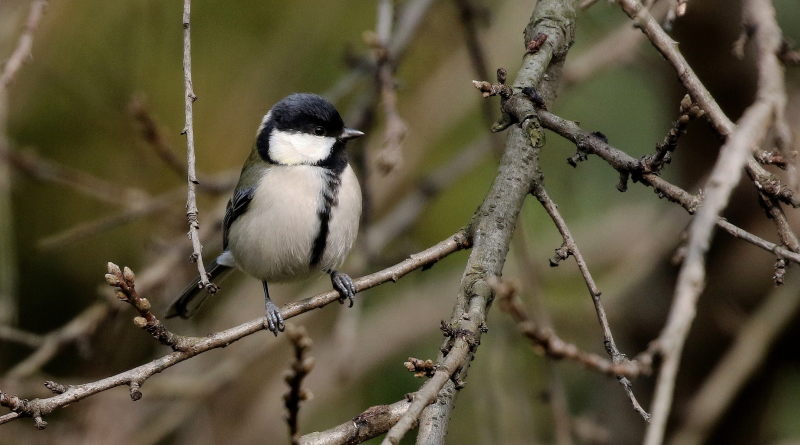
[223,187,256,250]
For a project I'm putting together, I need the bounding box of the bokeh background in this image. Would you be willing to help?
[2,0,800,444]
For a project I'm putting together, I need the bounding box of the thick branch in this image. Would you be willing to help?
[412,3,579,444]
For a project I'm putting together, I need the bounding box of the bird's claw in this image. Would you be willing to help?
[330,270,356,308]
[264,300,285,336]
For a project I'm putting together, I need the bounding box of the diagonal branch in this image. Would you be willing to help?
[667,278,800,445]
[411,2,580,443]
[612,0,792,443]
[0,232,469,428]
[531,183,650,421]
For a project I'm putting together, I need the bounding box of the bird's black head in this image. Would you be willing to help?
[272,93,345,137]
[256,93,364,167]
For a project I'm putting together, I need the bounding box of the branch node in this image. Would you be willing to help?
[129,381,143,401]
[526,32,548,54]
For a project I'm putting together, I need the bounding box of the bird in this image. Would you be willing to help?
[165,93,364,335]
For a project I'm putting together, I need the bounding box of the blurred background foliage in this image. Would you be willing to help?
[1,0,800,444]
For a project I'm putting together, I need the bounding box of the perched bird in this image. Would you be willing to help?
[166,93,363,335]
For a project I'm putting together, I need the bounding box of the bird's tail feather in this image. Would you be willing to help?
[165,259,234,319]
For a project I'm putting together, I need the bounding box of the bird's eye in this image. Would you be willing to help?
[314,126,326,136]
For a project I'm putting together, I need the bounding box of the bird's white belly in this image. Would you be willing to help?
[226,165,361,282]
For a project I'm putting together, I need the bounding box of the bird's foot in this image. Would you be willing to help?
[264,300,285,336]
[329,270,356,308]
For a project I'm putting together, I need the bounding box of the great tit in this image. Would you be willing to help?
[165,93,364,335]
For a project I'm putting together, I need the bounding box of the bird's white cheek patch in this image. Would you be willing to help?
[269,130,336,165]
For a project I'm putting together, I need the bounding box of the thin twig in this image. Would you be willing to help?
[181,0,216,294]
[105,263,196,353]
[537,109,800,265]
[0,326,44,349]
[0,232,469,427]
[284,324,314,445]
[129,97,233,194]
[5,303,112,379]
[530,184,650,421]
[0,0,48,89]
[642,95,704,175]
[493,279,645,379]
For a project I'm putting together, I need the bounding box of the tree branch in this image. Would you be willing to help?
[300,400,410,445]
[531,183,650,421]
[667,278,800,445]
[494,278,645,379]
[0,232,469,427]
[411,3,579,443]
[181,0,216,295]
[612,0,792,442]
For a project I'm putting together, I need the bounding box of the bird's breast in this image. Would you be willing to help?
[226,164,361,282]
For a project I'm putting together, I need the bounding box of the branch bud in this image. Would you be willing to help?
[123,267,135,284]
[105,274,121,286]
[107,262,122,276]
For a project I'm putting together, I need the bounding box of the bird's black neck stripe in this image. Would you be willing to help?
[309,154,348,267]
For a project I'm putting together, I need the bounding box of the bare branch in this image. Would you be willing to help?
[180,0,216,295]
[530,185,650,421]
[612,0,792,442]
[493,278,645,379]
[300,400,410,445]
[0,0,47,88]
[0,326,44,349]
[537,110,800,265]
[0,232,469,427]
[668,279,800,445]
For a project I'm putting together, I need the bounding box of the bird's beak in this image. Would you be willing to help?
[339,128,365,142]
